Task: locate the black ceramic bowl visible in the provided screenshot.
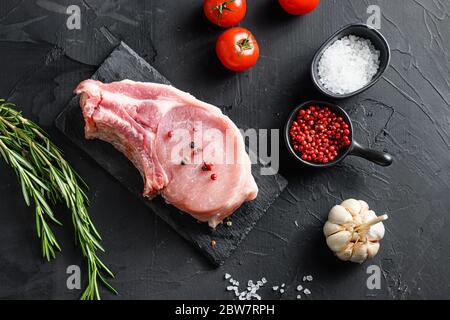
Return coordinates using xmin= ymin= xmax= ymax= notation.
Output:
xmin=285 ymin=101 xmax=393 ymax=168
xmin=311 ymin=23 xmax=391 ymax=99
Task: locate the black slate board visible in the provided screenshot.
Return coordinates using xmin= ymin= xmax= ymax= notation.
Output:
xmin=55 ymin=42 xmax=288 ymax=266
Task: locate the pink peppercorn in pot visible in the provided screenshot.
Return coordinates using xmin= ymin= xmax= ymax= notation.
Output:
xmin=289 ymin=105 xmax=351 ymax=164
xmin=284 ymin=101 xmax=393 ymax=168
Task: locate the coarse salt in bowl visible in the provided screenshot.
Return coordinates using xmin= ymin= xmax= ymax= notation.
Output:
xmin=317 ymin=35 xmax=380 ymax=95
xmin=311 ymin=23 xmax=391 ymax=99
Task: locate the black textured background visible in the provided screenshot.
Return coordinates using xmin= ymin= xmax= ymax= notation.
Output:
xmin=0 ymin=0 xmax=449 ymax=300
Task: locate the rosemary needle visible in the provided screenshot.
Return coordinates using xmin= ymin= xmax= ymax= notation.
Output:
xmin=0 ymin=100 xmax=116 ymax=300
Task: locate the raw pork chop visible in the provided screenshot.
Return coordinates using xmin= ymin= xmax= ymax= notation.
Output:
xmin=75 ymin=79 xmax=258 ymax=227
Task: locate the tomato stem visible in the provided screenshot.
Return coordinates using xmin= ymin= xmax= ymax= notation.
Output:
xmin=235 ymin=36 xmax=253 ymax=56
xmin=212 ymin=0 xmax=235 ymax=26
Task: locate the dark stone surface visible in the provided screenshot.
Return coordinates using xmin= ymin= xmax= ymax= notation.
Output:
xmin=55 ymin=42 xmax=288 ymax=266
xmin=0 ymin=0 xmax=450 ymax=299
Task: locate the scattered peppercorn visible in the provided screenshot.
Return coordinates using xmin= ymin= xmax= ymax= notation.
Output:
xmin=211 ymin=173 xmax=217 ymax=180
xmin=190 ymin=141 xmax=195 ymax=149
xmin=202 ymin=162 xmax=213 ymax=171
xmin=289 ymin=105 xmax=351 ymax=164
xmin=181 ymin=160 xmax=186 ymax=165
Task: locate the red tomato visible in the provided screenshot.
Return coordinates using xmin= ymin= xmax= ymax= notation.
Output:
xmin=278 ymin=0 xmax=320 ymax=15
xmin=203 ymin=0 xmax=246 ymax=27
xmin=216 ymin=27 xmax=259 ymax=72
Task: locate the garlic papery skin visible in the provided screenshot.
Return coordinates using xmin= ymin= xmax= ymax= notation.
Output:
xmin=323 ymin=199 xmax=388 ymax=263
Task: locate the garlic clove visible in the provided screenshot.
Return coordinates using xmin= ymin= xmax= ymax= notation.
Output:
xmin=350 ymin=231 xmax=361 ymax=242
xmin=328 ymin=205 xmax=353 ymax=224
xmin=363 ymin=210 xmax=386 ymax=240
xmin=323 ymin=221 xmax=344 ymax=237
xmin=340 ymin=199 xmax=362 ymax=216
xmin=360 ymin=209 xmax=374 ymax=221
xmin=326 ymin=230 xmax=352 ymax=252
xmin=353 ymin=213 xmax=363 ymax=225
xmin=367 ymin=241 xmax=380 ymax=258
xmin=350 ymin=242 xmax=368 ymax=263
xmin=359 ymin=200 xmax=369 ymax=213
xmin=336 ymin=243 xmax=354 ymax=261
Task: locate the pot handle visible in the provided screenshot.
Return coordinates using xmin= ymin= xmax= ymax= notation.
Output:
xmin=349 ymin=141 xmax=393 ymax=167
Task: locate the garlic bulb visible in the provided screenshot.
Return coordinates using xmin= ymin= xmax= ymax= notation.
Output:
xmin=323 ymin=199 xmax=388 ymax=263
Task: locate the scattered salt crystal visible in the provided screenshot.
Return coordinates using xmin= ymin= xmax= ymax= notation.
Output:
xmin=224 ymin=275 xmax=268 ymax=300
xmin=247 ymin=293 xmax=256 ymax=300
xmin=294 ymin=220 xmax=299 ymax=227
xmin=224 ymin=273 xmax=312 ymax=300
xmin=317 ymin=34 xmax=380 ymax=95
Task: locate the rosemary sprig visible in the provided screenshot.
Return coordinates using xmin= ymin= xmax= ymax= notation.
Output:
xmin=0 ymin=100 xmax=116 ymax=300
